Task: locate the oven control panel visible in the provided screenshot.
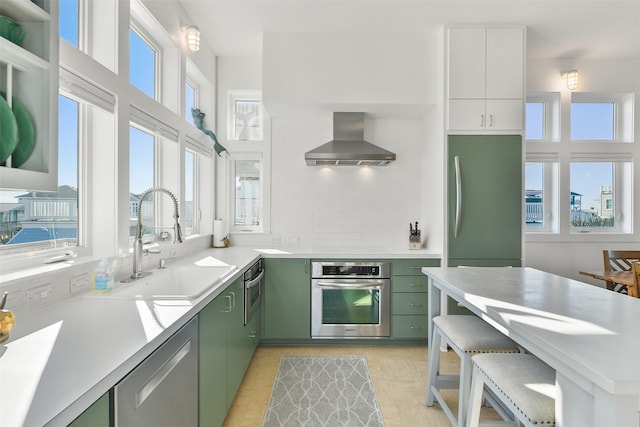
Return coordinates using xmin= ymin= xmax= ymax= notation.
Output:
xmin=311 ymin=262 xmax=391 ymax=279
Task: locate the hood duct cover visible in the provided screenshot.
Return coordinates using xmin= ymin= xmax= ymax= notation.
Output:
xmin=305 ymin=112 xmax=396 ymax=166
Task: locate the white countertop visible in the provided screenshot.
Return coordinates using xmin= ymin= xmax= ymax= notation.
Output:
xmin=0 ymin=247 xmax=259 ymax=427
xmin=422 ymin=267 xmax=640 ymax=395
xmin=1 ymin=246 xmax=440 ymax=427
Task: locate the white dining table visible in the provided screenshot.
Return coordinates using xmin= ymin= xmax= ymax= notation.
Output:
xmin=422 ymin=266 xmax=640 ymax=427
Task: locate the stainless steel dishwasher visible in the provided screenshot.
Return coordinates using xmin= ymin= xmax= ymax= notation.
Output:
xmin=115 ymin=316 xmax=198 ymax=427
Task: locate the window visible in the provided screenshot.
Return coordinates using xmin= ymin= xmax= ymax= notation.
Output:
xmin=129 ymin=126 xmax=155 ymax=237
xmin=59 ymin=0 xmax=79 ymax=47
xmin=570 ymin=92 xmax=634 ymax=142
xmin=184 ymin=150 xmax=196 ymax=231
xmin=524 ymin=158 xmax=559 ymax=233
xmin=185 ymin=81 xmax=197 ymax=125
xmin=569 ymin=159 xmax=631 ymax=233
xmin=228 ymin=92 xmax=263 ymax=141
xmin=571 ymin=103 xmax=614 ymax=140
xmin=525 ymin=102 xmax=544 ymax=140
xmin=129 ymin=27 xmax=157 ymax=99
xmin=525 ymin=91 xmax=633 ymax=235
xmin=231 ymin=156 xmax=263 ymax=231
xmin=226 ymin=91 xmax=270 ymax=234
xmin=526 ymin=93 xmax=560 ymax=142
xmin=525 ymin=163 xmax=544 ymax=227
xmin=0 ymin=96 xmax=79 ymax=248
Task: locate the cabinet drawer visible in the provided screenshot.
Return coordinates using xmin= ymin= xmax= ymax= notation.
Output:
xmin=392 ymin=292 xmax=428 ymax=315
xmin=392 ymin=315 xmax=428 ymax=339
xmin=393 ymin=275 xmax=428 ymax=293
xmin=392 ymin=259 xmax=440 ymax=276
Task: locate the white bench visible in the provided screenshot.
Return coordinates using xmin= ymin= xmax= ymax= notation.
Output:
xmin=467 ymin=353 xmax=556 ymax=427
xmin=426 ymin=315 xmax=520 ymax=427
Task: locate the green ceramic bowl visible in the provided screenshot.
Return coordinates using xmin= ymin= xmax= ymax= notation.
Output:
xmin=1 ymin=92 xmax=35 ymax=168
xmin=0 ymin=15 xmax=26 ymax=45
xmin=0 ymin=95 xmax=18 ymax=165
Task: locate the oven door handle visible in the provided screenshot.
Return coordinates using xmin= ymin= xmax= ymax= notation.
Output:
xmin=316 ymin=281 xmax=384 ymax=290
xmin=245 ymin=270 xmax=265 ymax=289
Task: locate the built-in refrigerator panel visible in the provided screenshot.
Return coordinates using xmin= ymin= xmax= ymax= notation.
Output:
xmin=447 ymin=135 xmax=523 ymax=267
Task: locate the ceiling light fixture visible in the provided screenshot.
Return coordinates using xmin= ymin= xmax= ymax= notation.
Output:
xmin=185 ymin=25 xmax=200 ymax=52
xmin=564 ymin=69 xmax=579 ymax=90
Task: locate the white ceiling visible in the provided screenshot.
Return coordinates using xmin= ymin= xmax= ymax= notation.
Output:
xmin=175 ymin=0 xmax=640 ymax=59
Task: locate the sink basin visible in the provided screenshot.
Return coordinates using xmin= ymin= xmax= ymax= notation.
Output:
xmin=105 ymin=265 xmax=237 ymax=300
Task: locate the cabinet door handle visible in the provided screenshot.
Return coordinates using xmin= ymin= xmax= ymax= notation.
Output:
xmin=229 ymin=291 xmax=236 ymax=309
xmin=410 ymin=283 xmax=425 ymax=287
xmin=410 ymin=303 xmax=424 ymax=307
xmin=480 ymin=114 xmax=485 ymax=127
xmin=454 ymin=155 xmax=462 ymax=238
xmin=488 ymin=114 xmax=494 ymax=127
xmin=409 ymin=266 xmax=422 ymax=270
xmin=410 ymin=325 xmax=424 ymax=330
xmin=223 ymin=295 xmax=232 ymax=312
xmin=249 ymin=331 xmax=257 ymax=338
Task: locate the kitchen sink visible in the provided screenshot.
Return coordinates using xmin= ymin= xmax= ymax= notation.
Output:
xmin=93 ymin=265 xmax=237 ymax=300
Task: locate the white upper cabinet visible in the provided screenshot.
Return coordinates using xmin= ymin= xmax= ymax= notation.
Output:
xmin=0 ymin=0 xmax=58 ymax=191
xmin=447 ymin=26 xmax=525 ymax=132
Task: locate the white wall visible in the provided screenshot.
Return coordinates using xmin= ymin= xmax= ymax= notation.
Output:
xmin=524 ymin=58 xmax=640 ymax=284
xmin=225 ymin=31 xmax=444 ymax=251
xmin=219 ymin=31 xmax=638 ymax=271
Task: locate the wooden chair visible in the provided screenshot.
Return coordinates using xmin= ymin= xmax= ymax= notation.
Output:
xmin=602 ymin=250 xmax=640 ymax=293
xmin=631 ymin=262 xmax=640 ymax=299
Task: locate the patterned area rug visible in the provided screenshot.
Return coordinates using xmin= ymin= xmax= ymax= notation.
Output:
xmin=262 ymin=355 xmax=385 ymax=427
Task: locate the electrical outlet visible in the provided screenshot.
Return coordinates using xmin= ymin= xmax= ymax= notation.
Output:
xmin=27 ymin=283 xmax=53 ymax=309
xmin=70 ymin=273 xmax=90 ymax=295
xmin=2 ymin=289 xmax=26 ymax=312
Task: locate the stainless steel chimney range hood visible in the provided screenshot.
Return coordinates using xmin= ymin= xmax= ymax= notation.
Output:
xmin=305 ymin=112 xmax=396 ymax=166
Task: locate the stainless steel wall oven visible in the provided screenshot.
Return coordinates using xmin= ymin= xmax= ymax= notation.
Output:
xmin=311 ymin=261 xmax=390 ymax=339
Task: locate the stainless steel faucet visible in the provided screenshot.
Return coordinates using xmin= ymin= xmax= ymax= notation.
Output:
xmin=123 ymin=187 xmax=183 ymax=282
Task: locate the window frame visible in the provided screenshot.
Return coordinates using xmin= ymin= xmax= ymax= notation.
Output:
xmin=570 ymin=92 xmax=634 ymax=143
xmin=129 ymin=23 xmax=161 ymax=101
xmin=525 ymin=91 xmax=635 ymax=240
xmin=526 ymin=92 xmax=560 ymax=142
xmin=569 ymin=156 xmax=632 ymax=234
xmin=184 ymin=149 xmax=199 ymax=235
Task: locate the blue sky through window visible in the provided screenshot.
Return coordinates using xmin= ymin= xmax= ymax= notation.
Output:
xmin=59 ymin=0 xmax=78 ymax=47
xmin=129 ymin=29 xmax=156 ymax=99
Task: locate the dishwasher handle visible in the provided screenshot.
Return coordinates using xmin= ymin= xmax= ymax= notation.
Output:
xmin=136 ymin=338 xmax=192 ymax=408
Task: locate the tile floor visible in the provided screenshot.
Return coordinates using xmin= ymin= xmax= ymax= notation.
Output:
xmin=223 ymin=345 xmax=502 ymax=427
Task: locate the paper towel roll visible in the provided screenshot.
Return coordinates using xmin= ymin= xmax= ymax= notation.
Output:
xmin=213 ymin=219 xmax=226 ymax=247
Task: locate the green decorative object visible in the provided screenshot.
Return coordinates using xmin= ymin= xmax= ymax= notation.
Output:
xmin=1 ymin=92 xmax=36 ymax=168
xmin=0 ymin=95 xmax=18 ymax=164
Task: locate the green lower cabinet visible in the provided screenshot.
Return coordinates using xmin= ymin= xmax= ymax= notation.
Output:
xmin=391 ymin=259 xmax=440 ymax=340
xmin=263 ymin=258 xmax=310 ymax=340
xmin=199 ymin=288 xmax=230 ymax=427
xmin=392 ymin=315 xmax=428 ymax=339
xmin=68 ymin=392 xmax=110 ymax=427
xmin=392 ymin=292 xmax=428 ymax=315
xmin=200 ymin=277 xmax=258 ymax=427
